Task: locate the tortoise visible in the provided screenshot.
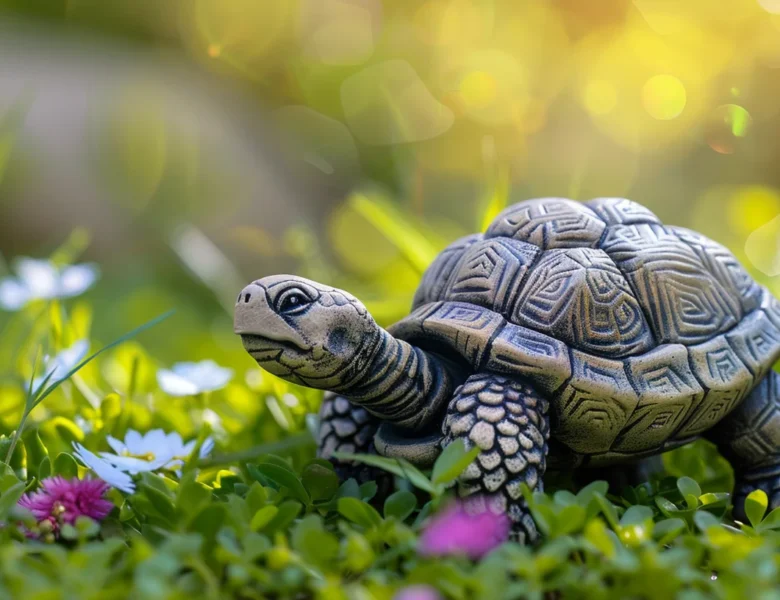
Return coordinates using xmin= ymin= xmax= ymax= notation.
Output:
xmin=234 ymin=197 xmax=780 ymax=541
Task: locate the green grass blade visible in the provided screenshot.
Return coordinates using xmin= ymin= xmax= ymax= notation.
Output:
xmin=349 ymin=193 xmax=437 ymax=274
xmin=31 ymin=310 xmax=175 ymax=410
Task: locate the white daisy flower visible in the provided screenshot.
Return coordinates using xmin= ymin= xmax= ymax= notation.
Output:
xmin=100 ymin=429 xmax=176 ymax=474
xmin=0 ymin=258 xmax=99 ymax=311
xmin=156 ymin=360 xmax=233 ymax=396
xmin=33 ymin=340 xmax=90 ymax=393
xmin=99 ymin=429 xmax=215 ymax=475
xmin=72 ymin=443 xmax=136 ymax=494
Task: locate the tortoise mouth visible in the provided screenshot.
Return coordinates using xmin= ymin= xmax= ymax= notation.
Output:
xmin=241 ymin=333 xmax=310 ymax=354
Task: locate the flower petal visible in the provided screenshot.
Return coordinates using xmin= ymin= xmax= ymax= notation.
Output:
xmin=15 ymin=258 xmax=59 ymax=299
xmin=199 ymin=437 xmax=215 ymax=459
xmin=59 ymin=264 xmax=99 ymax=297
xmin=0 ymin=278 xmax=30 ymax=311
xmin=73 ymin=443 xmax=135 ymax=494
xmin=157 ymin=369 xmax=200 ymax=396
xmin=106 ymin=435 xmax=126 ymax=455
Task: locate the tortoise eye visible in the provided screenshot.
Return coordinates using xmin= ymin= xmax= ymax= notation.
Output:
xmin=277 ymin=289 xmax=313 ymax=314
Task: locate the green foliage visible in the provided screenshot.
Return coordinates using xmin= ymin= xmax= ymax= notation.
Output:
xmin=0 ymin=242 xmax=779 ymax=598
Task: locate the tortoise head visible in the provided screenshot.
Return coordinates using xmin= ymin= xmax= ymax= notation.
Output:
xmin=234 ymin=275 xmax=380 ymax=386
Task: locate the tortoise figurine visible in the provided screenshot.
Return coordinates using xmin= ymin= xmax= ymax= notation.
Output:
xmin=235 ymin=197 xmax=780 ymax=541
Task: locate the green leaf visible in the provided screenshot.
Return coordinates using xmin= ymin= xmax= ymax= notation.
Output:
xmin=584 ymin=519 xmax=615 ymax=558
xmin=291 ymin=515 xmax=339 ymax=566
xmin=140 ymin=484 xmax=177 ymax=523
xmin=359 ymin=480 xmax=378 ymax=501
xmin=758 ymin=506 xmax=780 ymax=531
xmin=0 ymin=435 xmax=24 ymax=472
xmin=619 ymin=505 xmax=653 ymax=526
xmin=576 ymin=480 xmax=609 ymax=504
xmin=0 ymin=480 xmax=26 ymax=521
xmin=653 ymin=518 xmax=686 ymax=545
xmin=384 ymin=490 xmax=417 ymax=521
xmin=250 ymin=505 xmax=279 ymax=532
xmin=22 ymin=429 xmax=47 ymax=480
xmin=301 ymin=462 xmax=340 ymax=503
xmin=333 ymin=452 xmax=435 ymax=494
xmin=338 ymin=497 xmax=383 ymax=529
xmin=38 ymin=456 xmax=51 ymax=480
xmin=593 ymin=493 xmax=619 ymax=529
xmin=693 ymin=510 xmax=720 ymax=532
xmin=744 ymin=489 xmax=768 ymax=528
xmin=53 ymin=452 xmax=79 ymax=478
xmin=251 ymin=463 xmax=310 ymax=505
xmin=553 ymin=504 xmax=587 ymax=536
xmin=655 ymin=496 xmax=680 ymax=518
xmin=245 ymin=482 xmax=268 ymax=514
xmin=176 ymin=472 xmax=212 ymax=522
xmin=264 ymin=500 xmax=302 ymax=536
xmin=336 ymin=478 xmax=361 ymax=499
xmin=190 ymin=504 xmax=227 ymax=541
xmin=431 ymin=439 xmax=480 ymax=487
xmin=676 ymin=477 xmax=701 ymax=503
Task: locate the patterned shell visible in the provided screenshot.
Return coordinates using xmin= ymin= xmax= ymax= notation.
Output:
xmin=396 ymin=198 xmax=780 ymax=459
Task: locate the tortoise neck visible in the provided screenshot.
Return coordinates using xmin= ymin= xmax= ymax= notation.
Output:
xmin=334 ymin=328 xmax=456 ymax=431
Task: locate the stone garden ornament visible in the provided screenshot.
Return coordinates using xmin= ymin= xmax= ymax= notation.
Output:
xmin=235 ymin=198 xmax=780 ymax=541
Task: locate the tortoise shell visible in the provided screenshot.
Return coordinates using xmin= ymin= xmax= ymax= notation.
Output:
xmin=392 ymin=198 xmax=780 ymax=460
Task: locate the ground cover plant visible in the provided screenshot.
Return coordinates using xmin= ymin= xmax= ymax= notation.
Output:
xmin=1 ymin=212 xmax=780 ymax=600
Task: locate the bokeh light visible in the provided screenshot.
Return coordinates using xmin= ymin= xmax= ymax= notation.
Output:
xmin=706 ymin=104 xmax=753 ymax=154
xmin=642 ymin=75 xmax=687 ymax=120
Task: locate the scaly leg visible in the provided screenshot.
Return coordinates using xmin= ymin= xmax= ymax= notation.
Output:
xmin=317 ymin=393 xmax=390 ymax=492
xmin=442 ymin=373 xmax=550 ymax=543
xmin=706 ymin=371 xmax=780 ymax=522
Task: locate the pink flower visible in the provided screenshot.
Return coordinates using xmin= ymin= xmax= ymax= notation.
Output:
xmin=393 ymin=585 xmax=442 ymax=600
xmin=418 ymin=500 xmax=510 ymax=559
xmin=18 ymin=476 xmax=114 ymax=537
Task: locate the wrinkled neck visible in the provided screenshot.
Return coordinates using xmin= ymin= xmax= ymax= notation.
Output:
xmin=333 ymin=329 xmax=457 ymax=431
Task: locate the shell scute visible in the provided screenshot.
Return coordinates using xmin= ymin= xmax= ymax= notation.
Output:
xmin=512 ymin=247 xmax=654 ymax=357
xmin=485 ymin=198 xmax=606 ymax=249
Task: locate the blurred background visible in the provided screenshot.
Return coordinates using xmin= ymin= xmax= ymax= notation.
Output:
xmin=1 ymin=0 xmax=780 ymax=445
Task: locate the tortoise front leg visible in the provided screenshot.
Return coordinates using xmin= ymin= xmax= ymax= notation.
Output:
xmin=317 ymin=392 xmax=379 ymax=476
xmin=706 ymin=371 xmax=780 ymax=521
xmin=317 ymin=393 xmax=393 ymax=495
xmin=442 ymin=373 xmax=550 ymax=543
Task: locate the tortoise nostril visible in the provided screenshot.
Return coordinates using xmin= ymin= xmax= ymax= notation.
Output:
xmin=244 ymin=293 xmax=252 ymax=303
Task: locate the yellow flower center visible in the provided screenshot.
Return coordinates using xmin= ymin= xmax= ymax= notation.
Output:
xmin=122 ymin=449 xmax=156 ymax=462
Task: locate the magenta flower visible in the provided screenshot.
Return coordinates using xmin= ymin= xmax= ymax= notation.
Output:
xmin=393 ymin=585 xmax=442 ymax=600
xmin=418 ymin=500 xmax=510 ymax=559
xmin=18 ymin=476 xmax=114 ymax=538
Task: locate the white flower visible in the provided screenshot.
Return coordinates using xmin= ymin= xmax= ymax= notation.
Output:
xmin=100 ymin=429 xmax=176 ymax=474
xmin=99 ymin=429 xmax=215 ymax=475
xmin=0 ymin=258 xmax=99 ymax=311
xmin=33 ymin=340 xmax=90 ymax=393
xmin=156 ymin=360 xmax=233 ymax=396
xmin=72 ymin=442 xmax=136 ymax=494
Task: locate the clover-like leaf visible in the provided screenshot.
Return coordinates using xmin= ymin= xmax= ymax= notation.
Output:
xmin=744 ymin=489 xmax=768 ymax=528
xmin=338 ymin=497 xmax=383 ymax=529
xmin=384 ymin=490 xmax=417 ymax=522
xmin=676 ymin=477 xmax=701 ymax=509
